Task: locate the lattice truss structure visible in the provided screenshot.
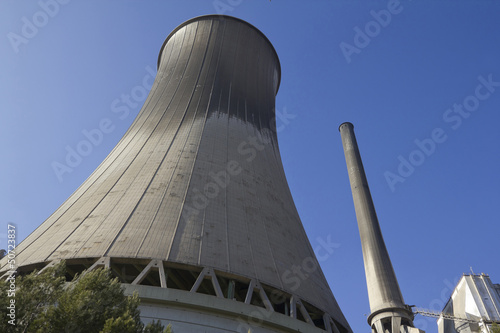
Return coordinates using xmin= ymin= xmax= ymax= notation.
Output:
xmin=6 ymin=258 xmax=347 ymax=333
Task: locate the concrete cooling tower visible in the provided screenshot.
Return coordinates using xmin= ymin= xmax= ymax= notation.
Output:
xmin=1 ymin=15 xmax=352 ymax=333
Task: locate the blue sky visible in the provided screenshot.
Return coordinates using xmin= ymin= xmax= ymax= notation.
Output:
xmin=1 ymin=1 xmax=499 ymax=332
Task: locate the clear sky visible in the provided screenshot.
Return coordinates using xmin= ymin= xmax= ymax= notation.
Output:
xmin=1 ymin=1 xmax=499 ymax=332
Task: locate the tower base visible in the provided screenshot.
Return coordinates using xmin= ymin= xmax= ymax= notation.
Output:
xmin=124 ymin=284 xmax=331 ymax=333
xmin=369 ymin=308 xmax=424 ymax=333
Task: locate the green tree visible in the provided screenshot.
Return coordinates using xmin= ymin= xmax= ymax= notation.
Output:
xmin=0 ymin=261 xmax=172 ymax=333
xmin=0 ymin=262 xmax=66 ymax=332
xmin=143 ymin=321 xmax=173 ymax=333
xmin=490 ymin=323 xmax=500 ymax=333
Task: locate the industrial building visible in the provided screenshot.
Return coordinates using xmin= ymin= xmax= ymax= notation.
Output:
xmin=438 ymin=274 xmax=500 ymax=333
xmin=0 ymin=15 xmax=351 ymax=333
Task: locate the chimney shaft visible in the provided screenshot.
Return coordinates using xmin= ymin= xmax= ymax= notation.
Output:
xmin=339 ymin=122 xmax=415 ymax=333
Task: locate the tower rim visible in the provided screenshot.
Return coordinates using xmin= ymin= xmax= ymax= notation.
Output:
xmin=157 ymin=14 xmax=281 ymax=93
xmin=338 ymin=122 xmax=354 ymax=132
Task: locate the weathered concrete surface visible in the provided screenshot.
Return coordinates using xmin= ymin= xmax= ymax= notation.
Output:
xmin=339 ymin=122 xmax=414 ymax=332
xmin=0 ymin=15 xmax=351 ymax=332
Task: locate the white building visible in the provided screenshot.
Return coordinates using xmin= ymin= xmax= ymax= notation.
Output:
xmin=438 ymin=274 xmax=500 ymax=333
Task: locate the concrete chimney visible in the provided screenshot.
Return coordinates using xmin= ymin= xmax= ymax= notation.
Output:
xmin=339 ymin=122 xmax=420 ymax=333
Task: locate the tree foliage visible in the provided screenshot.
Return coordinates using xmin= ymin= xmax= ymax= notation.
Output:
xmin=491 ymin=323 xmax=500 ymax=333
xmin=0 ymin=261 xmax=172 ymax=333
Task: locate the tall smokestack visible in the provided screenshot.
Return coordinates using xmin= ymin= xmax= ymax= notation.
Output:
xmin=339 ymin=122 xmax=418 ymax=333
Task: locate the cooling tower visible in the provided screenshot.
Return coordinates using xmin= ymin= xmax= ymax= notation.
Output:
xmin=1 ymin=15 xmax=351 ymax=333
